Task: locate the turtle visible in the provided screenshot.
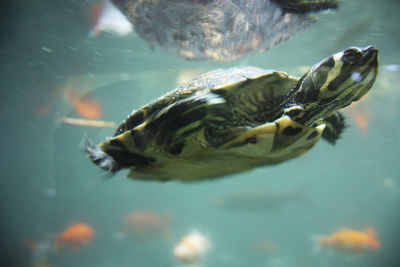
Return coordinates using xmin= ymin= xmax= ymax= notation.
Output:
xmin=111 ymin=0 xmax=338 ymax=61
xmin=84 ymin=46 xmax=379 ymax=182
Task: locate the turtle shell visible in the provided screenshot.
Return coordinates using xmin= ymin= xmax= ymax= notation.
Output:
xmin=111 ymin=0 xmax=338 ymax=61
xmin=85 ymin=46 xmax=379 ymax=182
xmin=85 ymin=67 xmax=325 ymax=181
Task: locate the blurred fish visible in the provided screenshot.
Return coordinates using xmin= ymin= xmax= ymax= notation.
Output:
xmin=382 ymin=177 xmax=395 ymax=189
xmin=44 ymin=187 xmax=57 ymax=198
xmin=68 ymin=91 xmax=103 ymax=119
xmin=89 ymin=0 xmax=133 ymax=37
xmin=21 ymin=239 xmax=53 ymax=265
xmin=319 ymin=227 xmax=380 ymax=253
xmin=212 ymin=188 xmax=306 ymax=212
xmin=33 ymin=261 xmax=54 ymax=267
xmin=34 ymin=103 xmax=52 ymax=117
xmin=352 ymin=111 xmax=369 ymax=135
xmin=173 ymin=231 xmax=210 ymax=265
xmin=61 ymin=117 xmax=116 ymax=128
xmin=121 ymin=211 xmax=170 ymax=240
xmin=381 ymin=177 xmax=399 ymax=194
xmin=252 ymin=241 xmax=277 ymax=253
xmin=55 ymin=223 xmax=95 ymax=251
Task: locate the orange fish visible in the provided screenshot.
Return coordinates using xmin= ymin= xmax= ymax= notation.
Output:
xmin=252 ymin=241 xmax=277 ymax=253
xmin=123 ymin=211 xmax=170 ymax=240
xmin=68 ymin=91 xmax=103 ymax=119
xmin=353 ymin=111 xmax=369 ymax=134
xmin=319 ymin=227 xmax=380 ymax=253
xmin=55 ymin=223 xmax=95 ymax=250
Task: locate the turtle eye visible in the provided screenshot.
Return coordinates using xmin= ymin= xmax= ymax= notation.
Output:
xmin=342 ymin=48 xmax=362 ymax=64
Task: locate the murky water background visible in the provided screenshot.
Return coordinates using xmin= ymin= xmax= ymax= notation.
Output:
xmin=1 ymin=0 xmax=400 ymax=266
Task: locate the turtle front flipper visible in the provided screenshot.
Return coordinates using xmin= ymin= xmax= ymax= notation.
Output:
xmin=220 ymin=117 xmax=325 ymax=164
xmin=320 ymin=112 xmax=346 ymax=145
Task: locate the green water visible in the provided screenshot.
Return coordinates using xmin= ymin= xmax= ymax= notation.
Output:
xmin=1 ymin=0 xmax=400 ymax=266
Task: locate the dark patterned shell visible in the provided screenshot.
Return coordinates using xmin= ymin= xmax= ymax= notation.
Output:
xmin=113 ymin=67 xmax=298 ymax=140
xmin=85 ymin=66 xmax=317 ymax=181
xmin=111 ymin=0 xmax=338 ymax=61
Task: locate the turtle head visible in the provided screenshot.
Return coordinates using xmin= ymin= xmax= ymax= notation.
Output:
xmin=285 ymin=46 xmax=378 ymax=125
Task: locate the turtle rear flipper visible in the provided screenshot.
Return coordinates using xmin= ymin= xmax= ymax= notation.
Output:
xmin=321 ymin=112 xmax=346 ymax=145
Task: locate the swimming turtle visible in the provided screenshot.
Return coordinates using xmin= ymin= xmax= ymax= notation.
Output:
xmin=84 ymin=46 xmax=378 ymax=182
xmin=111 ymin=0 xmax=338 ymax=61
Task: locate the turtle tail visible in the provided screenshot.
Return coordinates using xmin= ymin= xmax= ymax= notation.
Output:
xmin=81 ymin=133 xmax=121 ymax=173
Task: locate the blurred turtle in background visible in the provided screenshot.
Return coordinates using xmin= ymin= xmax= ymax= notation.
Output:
xmin=111 ymin=0 xmax=338 ymax=61
xmin=84 ymin=46 xmax=378 ymax=182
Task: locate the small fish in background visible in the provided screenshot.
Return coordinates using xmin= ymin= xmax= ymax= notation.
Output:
xmin=34 ymin=103 xmax=52 ymax=117
xmin=21 ymin=239 xmax=54 ymax=266
xmin=212 ymin=188 xmax=306 ymax=212
xmin=252 ymin=241 xmax=278 ymax=253
xmin=381 ymin=177 xmax=399 ymax=194
xmin=342 ymin=95 xmax=370 ymax=135
xmin=352 ymin=110 xmax=369 ymax=135
xmin=55 ymin=223 xmax=95 ymax=251
xmin=88 ymin=0 xmax=133 ymax=37
xmin=173 ymin=231 xmax=211 ymax=265
xmin=32 ymin=261 xmax=54 ymax=267
xmin=68 ymin=91 xmax=103 ymax=119
xmin=318 ymin=226 xmax=380 ymax=253
xmin=120 ymin=211 xmax=170 ymax=240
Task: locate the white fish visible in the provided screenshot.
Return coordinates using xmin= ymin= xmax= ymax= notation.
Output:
xmin=173 ymin=231 xmax=211 ymax=265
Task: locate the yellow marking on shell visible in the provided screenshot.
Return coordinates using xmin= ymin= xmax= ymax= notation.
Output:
xmin=212 ymin=79 xmax=246 ymax=92
xmin=221 ymin=122 xmax=277 ymax=156
xmin=134 ymin=122 xmax=147 ymax=132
